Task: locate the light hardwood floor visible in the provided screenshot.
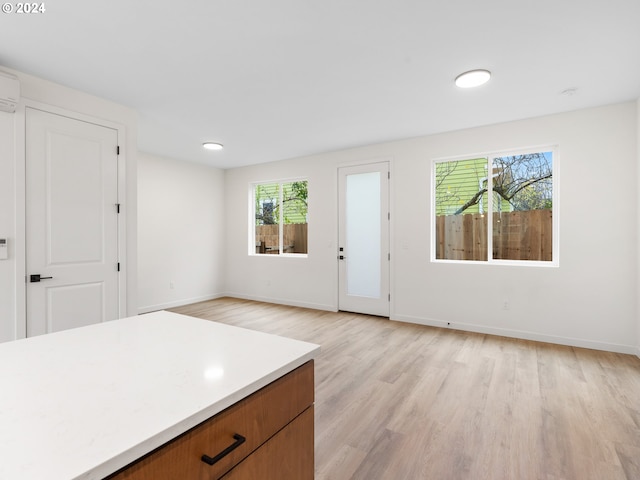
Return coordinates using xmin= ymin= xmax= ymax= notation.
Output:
xmin=171 ymin=298 xmax=640 ymax=480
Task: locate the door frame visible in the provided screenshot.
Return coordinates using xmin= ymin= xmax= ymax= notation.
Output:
xmin=336 ymin=157 xmax=394 ymax=317
xmin=14 ymin=99 xmax=128 ymax=339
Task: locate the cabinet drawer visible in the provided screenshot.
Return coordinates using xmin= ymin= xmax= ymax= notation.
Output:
xmin=221 ymin=406 xmax=314 ymax=480
xmin=108 ymin=361 xmax=314 ymax=480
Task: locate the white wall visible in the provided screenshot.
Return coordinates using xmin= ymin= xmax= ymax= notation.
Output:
xmin=0 ymin=66 xmax=138 ymax=343
xmin=637 ymin=97 xmax=640 ymax=358
xmin=225 ymin=102 xmax=638 ymax=354
xmin=0 ymin=111 xmax=16 ymax=342
xmin=225 ymin=158 xmax=339 ymax=311
xmin=2 ymin=65 xmax=636 ymax=356
xmin=137 ymin=152 xmax=226 ymax=313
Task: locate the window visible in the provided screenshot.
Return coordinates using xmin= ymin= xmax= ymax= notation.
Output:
xmin=433 ymin=149 xmax=556 ymax=264
xmin=252 ymin=180 xmax=308 ymax=255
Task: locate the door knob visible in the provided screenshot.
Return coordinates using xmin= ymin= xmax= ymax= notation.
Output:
xmin=30 ymin=274 xmax=53 ymax=283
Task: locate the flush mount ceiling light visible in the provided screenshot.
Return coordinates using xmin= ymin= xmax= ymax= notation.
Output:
xmin=202 ymin=142 xmax=224 ymax=151
xmin=455 ymin=69 xmax=491 ymax=88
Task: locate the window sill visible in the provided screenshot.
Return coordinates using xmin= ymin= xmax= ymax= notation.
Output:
xmin=250 ymin=253 xmax=309 ymax=259
xmin=431 ymin=258 xmax=558 ymax=268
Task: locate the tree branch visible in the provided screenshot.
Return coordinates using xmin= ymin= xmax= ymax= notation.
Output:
xmin=503 ymin=172 xmax=552 ymax=200
xmin=282 ymin=195 xmax=308 ymax=206
xmin=454 ymin=188 xmax=487 ymax=215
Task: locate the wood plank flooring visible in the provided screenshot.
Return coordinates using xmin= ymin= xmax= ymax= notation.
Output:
xmin=170 ymin=297 xmax=640 ymax=480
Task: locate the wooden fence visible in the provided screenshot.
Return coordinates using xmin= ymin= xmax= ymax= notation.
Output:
xmin=255 ymin=224 xmax=308 ymax=254
xmin=436 ymin=210 xmax=552 ymax=261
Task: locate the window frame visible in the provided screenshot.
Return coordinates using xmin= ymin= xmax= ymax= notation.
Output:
xmin=249 ymin=177 xmax=309 ymax=258
xmin=431 ymin=146 xmax=559 ymax=267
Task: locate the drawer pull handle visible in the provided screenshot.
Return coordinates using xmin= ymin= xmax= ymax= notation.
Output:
xmin=201 ymin=433 xmax=246 ymax=466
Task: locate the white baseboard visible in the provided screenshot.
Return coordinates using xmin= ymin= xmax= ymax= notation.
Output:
xmin=392 ymin=314 xmax=639 ymax=356
xmin=137 ymin=293 xmax=226 ymax=315
xmin=138 ymin=296 xmax=638 ymax=357
xmin=225 ymin=292 xmax=336 ymax=313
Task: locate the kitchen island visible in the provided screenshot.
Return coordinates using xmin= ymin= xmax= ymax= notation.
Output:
xmin=0 ymin=310 xmax=320 ymax=480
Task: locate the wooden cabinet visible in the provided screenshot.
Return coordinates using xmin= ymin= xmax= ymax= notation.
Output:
xmin=106 ymin=361 xmax=314 ymax=480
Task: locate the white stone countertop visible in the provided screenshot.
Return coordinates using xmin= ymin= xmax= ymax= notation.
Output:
xmin=0 ymin=311 xmax=320 ymax=480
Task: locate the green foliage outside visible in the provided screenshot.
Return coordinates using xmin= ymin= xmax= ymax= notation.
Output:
xmin=435 ymin=158 xmax=511 ymax=215
xmin=255 ymin=181 xmax=308 ymax=225
xmin=435 ymin=153 xmax=552 ymax=215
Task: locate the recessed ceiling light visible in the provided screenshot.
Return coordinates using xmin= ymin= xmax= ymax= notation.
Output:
xmin=202 ymin=142 xmax=223 ymax=151
xmin=455 ymin=69 xmax=491 ymax=88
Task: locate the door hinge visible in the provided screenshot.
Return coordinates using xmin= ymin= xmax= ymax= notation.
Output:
xmin=117 ymin=262 xmax=120 ymax=272
xmin=388 ymin=212 xmax=390 ymax=220
xmin=388 ymin=253 xmax=390 ymax=261
xmin=116 ymin=203 xmax=120 ymax=213
xmin=388 ymin=293 xmax=391 ymax=301
xmin=116 ymin=145 xmax=120 ymax=155
xmin=388 ymin=171 xmax=390 ymax=179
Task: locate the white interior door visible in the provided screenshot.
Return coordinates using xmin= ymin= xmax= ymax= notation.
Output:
xmin=26 ymin=108 xmax=119 ymax=336
xmin=338 ymin=162 xmax=390 ymax=316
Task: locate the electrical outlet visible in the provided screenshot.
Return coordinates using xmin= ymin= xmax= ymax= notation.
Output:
xmin=502 ymin=300 xmax=510 ymax=310
xmin=170 ymin=281 xmax=175 ymax=290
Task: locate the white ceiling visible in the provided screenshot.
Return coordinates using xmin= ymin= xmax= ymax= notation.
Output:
xmin=1 ymin=0 xmax=639 ymax=169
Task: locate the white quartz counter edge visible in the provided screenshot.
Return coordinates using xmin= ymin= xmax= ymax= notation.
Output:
xmin=0 ymin=310 xmax=320 ymax=480
xmin=103 ymin=344 xmax=318 ymax=479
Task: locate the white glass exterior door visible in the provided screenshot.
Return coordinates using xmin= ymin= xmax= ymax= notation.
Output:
xmin=338 ymin=162 xmax=390 ymax=316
